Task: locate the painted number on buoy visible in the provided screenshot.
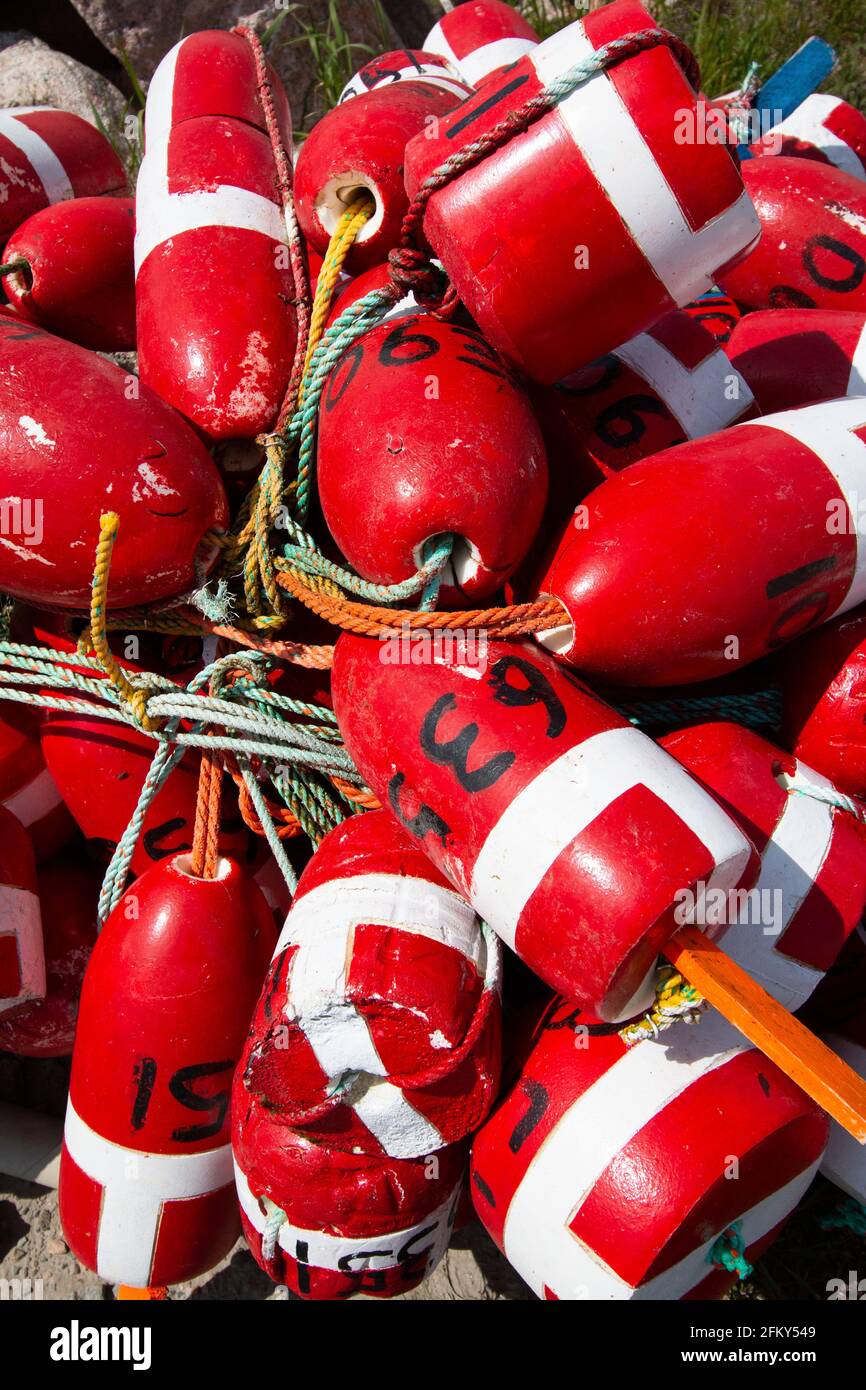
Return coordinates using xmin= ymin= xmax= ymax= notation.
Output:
xmin=129 ymin=1057 xmax=234 ymax=1141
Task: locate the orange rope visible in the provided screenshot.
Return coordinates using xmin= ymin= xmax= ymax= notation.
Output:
xmin=190 ymin=752 xmax=224 ymax=879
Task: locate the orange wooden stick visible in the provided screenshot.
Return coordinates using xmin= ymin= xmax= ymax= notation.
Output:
xmin=117 ymin=1285 xmax=168 ymax=1300
xmin=666 ymin=924 xmax=866 ymax=1144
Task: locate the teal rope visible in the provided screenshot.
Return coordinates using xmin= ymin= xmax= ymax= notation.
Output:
xmin=623 ymin=689 xmax=782 ymax=732
xmin=820 ymin=1197 xmax=866 ymax=1236
xmin=282 ymin=531 xmax=454 ymax=603
xmin=708 ymin=1222 xmax=753 ymax=1280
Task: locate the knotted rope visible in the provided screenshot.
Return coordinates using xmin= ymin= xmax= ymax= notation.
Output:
xmin=619 ymin=963 xmax=706 ymax=1045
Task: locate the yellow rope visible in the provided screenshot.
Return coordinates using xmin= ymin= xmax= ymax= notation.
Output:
xmin=619 ymin=963 xmax=705 ymax=1046
xmin=299 ymin=192 xmax=375 ymax=404
xmin=89 ymin=513 xmax=160 ymax=731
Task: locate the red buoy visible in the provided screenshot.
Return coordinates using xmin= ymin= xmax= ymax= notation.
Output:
xmin=471 ymin=999 xmax=828 ymax=1299
xmin=233 ymin=1081 xmax=467 ymax=1299
xmin=727 ymin=308 xmax=866 ymax=413
xmin=3 ymin=197 xmax=135 ymax=350
xmin=135 ymin=31 xmax=298 ymax=438
xmin=537 ymin=397 xmax=866 ymax=686
xmin=0 ymin=707 xmax=73 ymax=862
xmin=0 ymin=314 xmax=227 ymax=609
xmin=294 ymin=74 xmax=469 ymax=274
xmin=660 ymin=722 xmax=866 ymax=1011
xmin=0 ymin=852 xmax=100 ymax=1058
xmin=423 ymin=1 xmax=539 ymax=87
xmin=59 ymin=853 xmax=276 ymax=1287
xmin=0 ymin=807 xmax=43 ymax=1018
xmin=820 ymin=1005 xmax=866 ymax=1203
xmin=720 ymin=157 xmax=866 ymax=312
xmin=338 ymin=49 xmax=470 ymax=104
xmin=403 ymin=0 xmax=759 ymax=383
xmin=317 ymin=309 xmax=547 ymax=601
xmin=683 ymin=287 xmax=742 ymax=344
xmin=0 ymin=107 xmax=126 ymax=239
xmin=778 ymin=605 xmax=866 ymax=797
xmin=331 ymin=635 xmax=754 ymax=1021
xmin=750 ymin=94 xmax=866 ymax=180
xmin=240 ymin=809 xmax=500 ymax=1156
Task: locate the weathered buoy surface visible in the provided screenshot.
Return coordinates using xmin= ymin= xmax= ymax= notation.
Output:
xmin=0 ymin=314 xmax=228 ymax=608
xmin=2 ymin=197 xmax=136 ymax=351
xmin=136 ymin=30 xmax=298 ymax=438
xmin=720 ymin=157 xmax=866 ymax=311
xmin=538 ymin=397 xmax=866 ymax=686
xmin=660 ymin=722 xmax=866 ymax=1011
xmin=423 ymin=0 xmax=539 ymax=86
xmin=331 ymin=634 xmax=754 ymax=1021
xmin=338 ymin=49 xmax=470 ymax=103
xmin=240 ymin=809 xmax=500 ymax=1156
xmin=59 ymin=854 xmax=276 ymax=1286
xmin=727 ymin=308 xmax=866 ymax=413
xmin=317 ymin=310 xmax=547 ymax=600
xmin=0 ymin=107 xmax=126 ymax=239
xmin=0 ymin=807 xmax=43 ymax=1018
xmin=403 ymin=0 xmax=759 ymax=383
xmin=471 ymin=1000 xmax=828 ymax=1300
xmin=0 ymin=706 xmax=73 ymax=862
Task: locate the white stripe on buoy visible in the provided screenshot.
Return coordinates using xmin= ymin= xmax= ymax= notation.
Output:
xmin=615 ymin=332 xmax=753 ymax=436
xmin=820 ymin=1032 xmax=866 ymax=1201
xmin=63 ymin=1100 xmax=232 ymax=1287
xmin=0 ymin=110 xmax=74 ymax=204
xmin=459 ymin=37 xmax=537 ymax=86
xmin=3 ymin=765 xmax=62 ymax=827
xmin=0 ymin=885 xmax=44 ymax=1013
xmin=768 ymin=94 xmax=865 ymax=181
xmin=234 ymin=1159 xmax=459 ymax=1273
xmin=469 ymin=726 xmax=753 ymax=951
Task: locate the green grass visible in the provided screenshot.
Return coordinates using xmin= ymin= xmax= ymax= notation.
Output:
xmin=265 ymin=0 xmax=394 ymax=128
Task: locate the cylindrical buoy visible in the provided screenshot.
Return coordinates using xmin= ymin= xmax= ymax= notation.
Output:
xmin=471 ymin=1000 xmax=828 ymax=1300
xmin=2 ymin=197 xmax=135 ymax=351
xmin=0 ymin=707 xmax=73 ymax=863
xmin=331 ymin=634 xmax=754 ymax=1021
xmin=778 ymin=605 xmax=866 ymax=797
xmin=659 ymin=722 xmax=866 ymax=1011
xmin=0 ymin=807 xmax=44 ymax=1017
xmin=720 ymin=157 xmax=866 ymax=311
xmin=403 ymin=0 xmax=759 ymax=383
xmin=338 ymin=49 xmax=470 ymax=104
xmin=750 ymin=93 xmax=866 ymax=181
xmin=135 ymin=31 xmax=298 ymax=438
xmin=240 ymin=809 xmax=500 ymax=1157
xmin=727 ymin=308 xmax=866 ymax=413
xmin=0 ymin=107 xmax=126 ymax=239
xmin=59 ymin=853 xmax=277 ymax=1287
xmin=423 ymin=1 xmax=539 ymax=87
xmin=537 ymin=397 xmax=866 ymax=686
xmin=0 ymin=312 xmax=227 ymax=609
xmin=317 ymin=308 xmax=548 ymax=601
xmin=233 ymin=1081 xmax=467 ymax=1299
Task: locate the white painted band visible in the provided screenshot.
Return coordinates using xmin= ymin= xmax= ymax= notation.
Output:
xmin=820 ymin=1032 xmax=866 ymax=1202
xmin=718 ymin=760 xmax=834 ymax=1009
xmin=459 ymin=37 xmax=537 ymax=86
xmin=469 ymin=725 xmax=753 ymax=953
xmin=748 ymin=397 xmax=866 ymax=617
xmin=0 ymin=884 xmax=44 ymax=1013
xmin=234 ymin=1158 xmax=459 ymax=1274
xmin=134 ymin=175 xmax=287 ymax=274
xmin=339 ymin=66 xmax=468 ymax=103
xmin=530 ymin=27 xmax=760 ymax=304
xmin=0 ymin=109 xmax=74 ymax=204
xmin=615 ymin=331 xmax=753 ymax=436
xmin=63 ymin=1099 xmax=233 ymax=1287
xmin=769 ymin=94 xmax=865 ymax=181
xmin=3 ymin=764 xmax=63 ymax=827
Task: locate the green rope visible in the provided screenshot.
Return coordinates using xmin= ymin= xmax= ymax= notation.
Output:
xmin=623 ymin=689 xmax=782 ymax=733
xmin=820 ymin=1197 xmax=866 ymax=1237
xmin=708 ymin=1222 xmax=753 ymax=1280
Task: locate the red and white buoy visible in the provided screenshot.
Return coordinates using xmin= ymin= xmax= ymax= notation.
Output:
xmin=0 ymin=807 xmax=44 ymax=1018
xmin=726 ymin=308 xmax=866 ymax=413
xmin=750 ymin=93 xmax=866 ymax=181
xmin=423 ymin=1 xmax=539 ymax=87
xmin=778 ymin=604 xmax=866 ymax=798
xmin=0 ymin=107 xmax=126 ymax=239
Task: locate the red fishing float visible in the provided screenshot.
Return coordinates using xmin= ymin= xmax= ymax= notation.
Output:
xmin=727 ymin=308 xmax=866 ymax=413
xmin=683 ymin=287 xmax=742 ymax=344
xmin=0 ymin=313 xmax=227 ymax=608
xmin=0 ymin=807 xmax=44 ymax=1018
xmin=294 ymin=59 xmax=469 ymax=274
xmin=750 ymin=94 xmax=866 ymax=180
xmin=403 ymin=0 xmax=759 ymax=384
xmin=40 ymin=712 xmax=249 ymax=875
xmin=0 ymin=706 xmax=73 ymax=862
xmin=0 ymin=852 xmax=100 ymax=1057
xmin=820 ymin=1005 xmax=866 ymax=1204
xmin=59 ymin=853 xmax=276 ymax=1287
xmin=2 ymin=197 xmax=135 ymax=350
xmin=0 ymin=107 xmax=126 ymax=239
xmin=659 ymin=722 xmax=866 ymax=1011
xmin=233 ymin=1082 xmax=467 ymax=1299
xmin=720 ymin=157 xmax=866 ymax=312
xmin=240 ymin=809 xmax=500 ymax=1157
xmin=537 ymin=396 xmax=866 ymax=687
xmin=331 ymin=635 xmax=754 ymax=1021
xmin=317 ymin=307 xmax=547 ymax=601
xmin=533 ymin=310 xmax=755 ymax=495
xmin=338 ymin=49 xmax=470 ymax=103
xmin=423 ymin=1 xmax=539 ymax=87
xmin=135 ymin=30 xmax=298 ymax=438
xmin=777 ymin=605 xmax=866 ymax=797
xmin=470 ymin=1000 xmax=828 ymax=1300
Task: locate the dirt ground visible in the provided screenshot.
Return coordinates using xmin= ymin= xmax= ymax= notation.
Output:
xmin=2 ymin=1053 xmax=861 ymax=1302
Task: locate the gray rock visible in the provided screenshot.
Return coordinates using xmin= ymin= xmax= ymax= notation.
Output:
xmin=0 ymin=35 xmax=126 ymax=135
xmin=69 ymin=2 xmax=400 ymax=129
